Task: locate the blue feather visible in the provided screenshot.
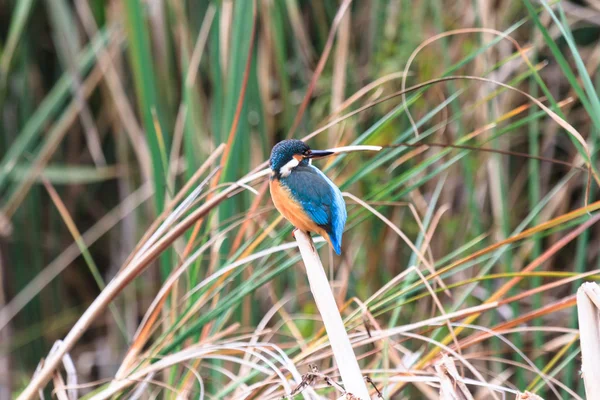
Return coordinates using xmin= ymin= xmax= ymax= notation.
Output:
xmin=280 ymin=164 xmax=347 ymax=254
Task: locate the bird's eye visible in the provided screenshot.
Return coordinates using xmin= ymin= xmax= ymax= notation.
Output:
xmin=303 ymin=150 xmax=310 ymax=155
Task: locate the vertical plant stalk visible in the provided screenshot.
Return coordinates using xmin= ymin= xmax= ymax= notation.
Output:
xmin=293 ymin=230 xmax=370 ymax=399
xmin=577 ymin=282 xmax=600 ymax=398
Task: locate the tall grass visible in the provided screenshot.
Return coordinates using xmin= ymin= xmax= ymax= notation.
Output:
xmin=1 ymin=0 xmax=600 ymax=398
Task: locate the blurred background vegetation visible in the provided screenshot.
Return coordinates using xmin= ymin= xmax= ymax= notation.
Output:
xmin=1 ymin=0 xmax=600 ymax=398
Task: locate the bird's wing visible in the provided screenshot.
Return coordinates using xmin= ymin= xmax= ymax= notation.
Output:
xmin=282 ymin=165 xmax=347 ymax=233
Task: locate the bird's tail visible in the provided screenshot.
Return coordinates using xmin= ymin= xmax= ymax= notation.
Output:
xmin=319 ymin=229 xmax=342 ymax=255
xmin=329 ymin=234 xmax=342 ymax=255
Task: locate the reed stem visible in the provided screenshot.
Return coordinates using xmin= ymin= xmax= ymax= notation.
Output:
xmin=294 ymin=230 xmax=370 ymax=399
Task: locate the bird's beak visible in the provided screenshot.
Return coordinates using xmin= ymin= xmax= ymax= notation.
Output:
xmin=306 ymin=149 xmax=334 ymax=159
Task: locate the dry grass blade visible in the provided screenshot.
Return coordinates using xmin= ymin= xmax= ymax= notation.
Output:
xmin=386 ymin=141 xmax=587 ymax=171
xmin=2 ymin=49 xmax=109 ymax=219
xmin=288 ymin=0 xmax=353 ymax=137
xmin=180 ymin=0 xmax=258 ymax=287
xmin=33 ymin=340 xmax=78 ymax=400
xmin=0 ymin=182 xmax=153 ymax=332
xmin=302 ymin=72 xmax=598 ymax=185
xmin=344 ymin=193 xmax=450 ymax=294
xmin=92 ymin=341 xmax=304 ymax=399
xmin=16 ymin=169 xmax=270 ymax=400
xmin=455 ymin=296 xmax=578 ymax=353
xmin=74 ymin=1 xmax=150 ymax=180
xmin=329 ymin=6 xmax=350 ymax=145
xmin=577 ymin=282 xmax=600 ymax=399
xmin=422 ymin=213 xmax=600 ymax=369
xmin=115 ymin=168 xmax=220 ymax=377
xmin=401 ymin=27 xmax=533 ymax=138
xmin=435 ymin=354 xmax=474 ymax=400
xmin=51 ymin=371 xmax=69 ymax=400
xmin=185 ymin=4 xmax=216 ymax=88
xmin=121 ymin=143 xmax=225 ymax=271
xmin=293 ymin=230 xmax=370 ymax=399
xmin=216 ymin=0 xmax=257 ymax=173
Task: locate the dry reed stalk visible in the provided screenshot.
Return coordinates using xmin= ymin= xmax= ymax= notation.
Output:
xmin=293 ymin=230 xmax=370 ymax=399
xmin=577 ymin=282 xmax=600 ymax=399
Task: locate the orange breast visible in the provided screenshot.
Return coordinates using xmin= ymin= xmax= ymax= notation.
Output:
xmin=270 ymin=179 xmax=332 ymax=245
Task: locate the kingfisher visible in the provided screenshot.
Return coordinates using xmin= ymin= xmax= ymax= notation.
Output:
xmin=269 ymin=139 xmax=347 ymax=254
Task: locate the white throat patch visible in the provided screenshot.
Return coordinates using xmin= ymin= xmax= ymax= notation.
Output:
xmin=279 ymin=158 xmax=300 ymax=177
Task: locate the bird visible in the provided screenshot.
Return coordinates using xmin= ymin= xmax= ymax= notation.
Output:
xmin=269 ymin=139 xmax=347 ymax=254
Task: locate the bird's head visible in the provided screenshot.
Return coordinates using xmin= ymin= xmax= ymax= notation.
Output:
xmin=269 ymin=139 xmax=334 ymax=178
